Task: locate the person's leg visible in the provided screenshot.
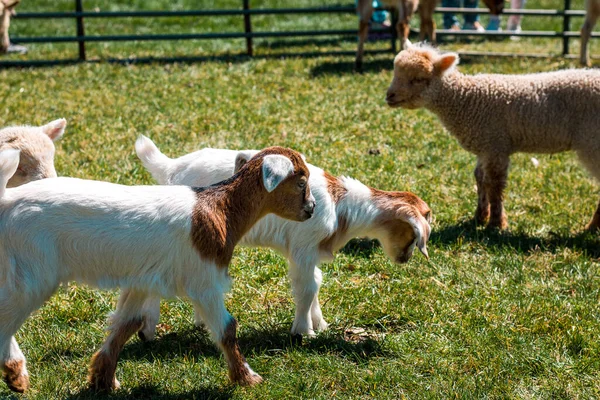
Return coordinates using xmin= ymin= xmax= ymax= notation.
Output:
xmin=507 ymin=0 xmax=526 ymax=31
xmin=464 ymin=0 xmax=482 ymax=29
xmin=442 ymin=0 xmax=460 ymax=29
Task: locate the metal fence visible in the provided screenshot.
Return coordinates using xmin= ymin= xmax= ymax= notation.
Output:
xmin=3 ymin=0 xmax=599 ymax=66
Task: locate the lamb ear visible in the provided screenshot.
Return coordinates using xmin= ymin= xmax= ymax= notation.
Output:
xmin=261 ymin=154 xmax=294 ymax=193
xmin=433 ymin=53 xmax=459 ymax=75
xmin=41 ymin=118 xmax=67 ymax=141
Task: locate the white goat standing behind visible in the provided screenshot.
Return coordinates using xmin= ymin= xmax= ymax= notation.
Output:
xmin=0 ymin=146 xmax=315 ymax=393
xmin=119 ymin=136 xmax=431 ymax=343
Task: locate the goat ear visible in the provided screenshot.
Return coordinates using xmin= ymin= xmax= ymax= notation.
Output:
xmin=433 ymin=53 xmax=459 ymax=75
xmin=234 ymin=151 xmax=253 ymax=174
xmin=41 ymin=118 xmax=67 ymax=141
xmin=261 ymin=154 xmax=294 ymax=193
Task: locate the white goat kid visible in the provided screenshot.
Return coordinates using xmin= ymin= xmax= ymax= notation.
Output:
xmin=121 ymin=136 xmax=431 ymax=342
xmin=0 ymin=146 xmax=315 ymax=393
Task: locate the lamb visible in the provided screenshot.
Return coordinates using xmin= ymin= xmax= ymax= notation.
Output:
xmin=356 ymin=0 xmax=438 ymax=71
xmin=580 ymin=0 xmax=600 ymax=67
xmin=386 ymin=43 xmax=600 ymax=230
xmin=113 ymin=136 xmax=431 ymax=343
xmin=0 ymin=118 xmax=66 ymax=187
xmin=0 ymin=146 xmax=315 ymax=393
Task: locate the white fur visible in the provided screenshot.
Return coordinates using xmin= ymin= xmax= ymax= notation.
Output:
xmin=261 ymin=155 xmax=294 ymax=193
xmin=131 ymin=137 xmax=429 ymax=339
xmin=0 ymin=145 xmax=303 ymax=390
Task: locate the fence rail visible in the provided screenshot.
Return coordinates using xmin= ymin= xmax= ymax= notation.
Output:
xmin=3 ymin=0 xmax=599 ymax=66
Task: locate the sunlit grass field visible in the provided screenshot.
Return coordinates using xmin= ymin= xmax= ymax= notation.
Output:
xmin=1 ymin=1 xmax=600 ymax=399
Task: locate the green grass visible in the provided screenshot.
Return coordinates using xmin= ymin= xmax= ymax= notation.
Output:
xmin=1 ymin=1 xmax=600 ymax=399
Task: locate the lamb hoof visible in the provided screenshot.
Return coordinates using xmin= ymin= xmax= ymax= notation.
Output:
xmin=585 ymin=222 xmax=599 ymax=232
xmin=487 ymin=218 xmax=508 ymax=230
xmin=3 ymin=361 xmax=29 ymax=393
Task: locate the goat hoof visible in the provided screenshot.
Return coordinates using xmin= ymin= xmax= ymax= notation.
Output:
xmin=138 ymin=330 xmax=147 ymax=342
xmin=88 ymin=352 xmax=119 ymax=392
xmin=291 ymin=333 xmax=303 ymax=345
xmin=3 ymin=361 xmax=29 ymax=393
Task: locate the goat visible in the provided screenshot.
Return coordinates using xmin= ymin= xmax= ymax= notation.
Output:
xmin=0 ymin=146 xmax=315 ymax=393
xmin=114 ymin=136 xmax=431 ymax=343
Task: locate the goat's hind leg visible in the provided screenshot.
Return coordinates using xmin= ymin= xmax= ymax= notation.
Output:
xmin=89 ymin=289 xmax=147 ymax=391
xmin=0 ymin=287 xmax=49 ymax=393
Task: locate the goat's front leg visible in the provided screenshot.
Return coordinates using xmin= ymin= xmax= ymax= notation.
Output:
xmin=191 ymin=291 xmax=262 ymax=386
xmin=289 ymin=261 xmax=323 ymax=338
xmin=474 ymin=158 xmax=490 ymax=224
xmin=89 ymin=290 xmax=147 ymax=391
xmin=0 ymin=5 xmax=11 ymax=53
xmin=481 ymin=155 xmax=510 ymax=229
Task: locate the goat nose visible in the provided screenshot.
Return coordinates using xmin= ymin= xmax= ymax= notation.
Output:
xmin=305 ymin=200 xmax=316 ymax=214
xmin=386 ymin=92 xmax=394 ymax=101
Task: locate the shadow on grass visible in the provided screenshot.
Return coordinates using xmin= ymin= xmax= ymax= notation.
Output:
xmin=431 ymin=218 xmax=600 ymax=257
xmin=65 ymin=384 xmax=234 ymax=400
xmin=118 ymin=325 xmax=386 ymax=365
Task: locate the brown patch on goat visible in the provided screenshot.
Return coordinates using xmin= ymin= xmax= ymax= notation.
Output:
xmin=2 ymin=360 xmax=28 ymax=393
xmin=323 ymin=172 xmax=347 ymax=203
xmin=318 ymin=173 xmax=348 ymax=255
xmin=319 ymin=215 xmax=349 ymax=256
xmin=220 ymin=318 xmax=263 ymax=386
xmin=370 ymin=188 xmax=431 ymax=221
xmin=88 ymin=317 xmax=144 ymax=391
xmin=191 ymin=147 xmax=311 ymax=267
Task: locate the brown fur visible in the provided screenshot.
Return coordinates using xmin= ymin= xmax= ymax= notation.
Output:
xmin=191 ymin=146 xmax=312 ymax=267
xmin=371 ymin=188 xmax=431 ymax=261
xmin=88 ymin=317 xmax=144 ymax=391
xmin=2 ymin=359 xmax=28 ymax=393
xmin=220 ymin=319 xmax=263 ymax=386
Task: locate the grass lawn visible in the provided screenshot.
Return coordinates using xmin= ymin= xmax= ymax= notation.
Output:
xmin=1 ymin=1 xmax=600 ymax=399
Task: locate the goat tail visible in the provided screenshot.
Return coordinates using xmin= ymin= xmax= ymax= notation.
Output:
xmin=0 ymin=149 xmax=19 ymax=199
xmin=135 ymin=135 xmax=172 ymax=184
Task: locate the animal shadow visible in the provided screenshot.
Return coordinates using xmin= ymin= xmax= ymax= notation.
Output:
xmin=432 ymin=218 xmax=600 ymax=258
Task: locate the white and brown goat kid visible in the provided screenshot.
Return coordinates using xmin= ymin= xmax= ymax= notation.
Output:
xmin=120 ymin=136 xmax=431 ymax=342
xmin=0 ymin=118 xmax=66 ymax=187
xmin=0 ymin=146 xmax=315 ymax=393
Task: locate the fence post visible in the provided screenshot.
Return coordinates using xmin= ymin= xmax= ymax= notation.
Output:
xmin=75 ymin=0 xmax=86 ymax=60
xmin=390 ymin=9 xmax=398 ymax=53
xmin=243 ymin=0 xmax=253 ymax=56
xmin=562 ymin=0 xmax=571 ymax=56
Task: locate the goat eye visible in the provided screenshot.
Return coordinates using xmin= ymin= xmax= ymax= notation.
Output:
xmin=297 ymin=179 xmax=306 ymax=188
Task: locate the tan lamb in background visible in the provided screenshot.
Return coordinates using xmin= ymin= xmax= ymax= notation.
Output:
xmin=386 ymin=43 xmax=600 ymax=231
xmin=0 ymin=118 xmax=66 ymax=186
